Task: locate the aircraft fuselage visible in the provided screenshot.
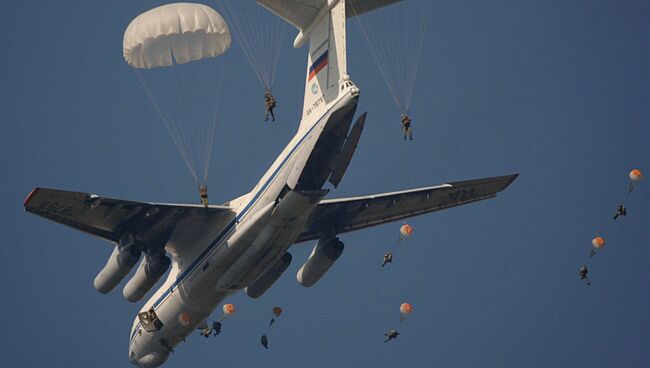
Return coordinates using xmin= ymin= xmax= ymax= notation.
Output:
xmin=128 ymin=89 xmax=359 ymax=367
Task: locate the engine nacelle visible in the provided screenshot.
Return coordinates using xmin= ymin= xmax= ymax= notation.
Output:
xmin=297 ymin=237 xmax=344 ymax=287
xmin=246 ymin=252 xmax=292 ymax=299
xmin=123 ymin=252 xmax=170 ymax=302
xmin=93 ymin=245 xmax=141 ymax=294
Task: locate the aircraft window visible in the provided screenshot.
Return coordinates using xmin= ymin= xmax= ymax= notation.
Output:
xmin=138 ymin=308 xmax=164 ymax=332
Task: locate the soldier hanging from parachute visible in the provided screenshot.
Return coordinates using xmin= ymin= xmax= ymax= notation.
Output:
xmin=217 ymin=0 xmax=288 ymax=122
xmin=198 ymin=304 xmax=235 ymax=338
xmin=401 ymin=114 xmax=413 ymax=141
xmin=384 ymin=302 xmax=413 ymax=342
xmin=260 ymin=306 xmax=282 ymax=349
xmin=264 ymin=91 xmax=277 ymax=122
xmin=381 ymin=252 xmax=393 ymax=267
xmin=613 ymin=169 xmax=642 ymax=220
xmin=350 ymin=0 xmax=430 ymax=141
xmin=382 ymin=223 xmax=414 ymax=267
xmin=198 ymin=184 xmax=209 ymax=208
xmin=578 ymin=265 xmax=590 ymax=286
xmin=613 ymin=204 xmax=627 ymax=220
xmin=384 ymin=330 xmax=399 ymax=343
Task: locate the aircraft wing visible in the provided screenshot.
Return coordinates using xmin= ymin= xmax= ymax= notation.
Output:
xmin=23 ymin=188 xmax=235 ymax=255
xmin=258 ymin=0 xmax=401 ymax=30
xmin=295 ymin=174 xmax=518 ymax=243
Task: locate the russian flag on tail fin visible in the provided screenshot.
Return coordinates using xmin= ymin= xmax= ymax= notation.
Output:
xmin=308 ymin=50 xmax=329 ymax=81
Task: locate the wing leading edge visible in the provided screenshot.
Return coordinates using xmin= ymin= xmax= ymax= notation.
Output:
xmin=295 ymin=174 xmax=518 ymax=243
xmin=23 ymin=188 xmax=235 ymax=255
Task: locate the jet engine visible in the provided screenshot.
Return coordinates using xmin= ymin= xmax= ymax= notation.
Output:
xmin=93 ymin=244 xmax=141 ymax=294
xmin=123 ymin=252 xmax=171 ymax=302
xmin=297 ymin=237 xmax=344 ymax=287
xmin=246 ymin=252 xmax=292 ymax=299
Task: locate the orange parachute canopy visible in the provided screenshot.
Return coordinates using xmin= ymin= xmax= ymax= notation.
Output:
xmin=400 ymin=302 xmax=413 ymax=316
xmin=592 ymin=236 xmax=605 ymax=249
xmin=400 ymin=224 xmax=414 ymax=238
xmin=223 ymin=304 xmax=236 ymax=315
xmin=272 ymin=306 xmax=282 ymax=318
xmin=629 ymin=169 xmax=643 ymax=182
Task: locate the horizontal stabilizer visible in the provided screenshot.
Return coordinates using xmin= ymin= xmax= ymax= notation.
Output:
xmin=258 ymin=0 xmax=402 ymax=30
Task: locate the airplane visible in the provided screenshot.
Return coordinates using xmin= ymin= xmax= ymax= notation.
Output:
xmin=23 ymin=1 xmax=517 ymax=367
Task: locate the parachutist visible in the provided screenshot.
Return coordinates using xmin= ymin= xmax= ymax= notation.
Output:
xmin=212 ymin=321 xmax=222 ymax=336
xmin=264 ymin=91 xmax=276 ymax=122
xmin=613 ymin=204 xmax=627 ymax=220
xmin=401 ymin=114 xmax=412 ymax=141
xmin=579 ymin=265 xmax=590 ymax=286
xmin=261 ymin=334 xmax=269 ymax=349
xmin=382 ymin=252 xmax=393 ymax=267
xmin=199 ymin=326 xmax=212 ymax=338
xmin=198 ymin=185 xmax=209 ymax=208
xmin=384 ymin=329 xmax=399 ymax=342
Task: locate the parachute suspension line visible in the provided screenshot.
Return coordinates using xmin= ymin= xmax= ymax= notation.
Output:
xmin=404 ymin=4 xmax=430 ymax=114
xmin=268 ymin=1 xmax=286 ymax=89
xmin=351 ymin=1 xmax=430 ymax=115
xmin=222 ymin=1 xmax=265 ymax=88
xmin=167 ymin=62 xmax=198 ymax=178
xmin=135 ymin=69 xmax=200 ymax=182
xmin=167 ymin=60 xmax=209 ymax=184
xmin=202 ymin=61 xmax=225 ymax=183
xmin=219 ymin=0 xmax=288 ymax=91
xmin=134 ymin=57 xmax=225 ymax=184
xmin=199 ymin=58 xmax=221 ymax=180
xmin=267 ymin=1 xmax=288 ymax=89
xmin=351 ymin=3 xmax=403 ymax=112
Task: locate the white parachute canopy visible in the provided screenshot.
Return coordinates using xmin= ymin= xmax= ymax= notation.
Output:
xmin=124 ymin=3 xmax=231 ymax=69
xmin=123 ymin=3 xmax=231 ymax=184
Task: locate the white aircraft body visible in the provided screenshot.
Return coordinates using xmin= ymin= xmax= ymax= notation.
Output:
xmin=24 ymin=1 xmax=517 ymax=367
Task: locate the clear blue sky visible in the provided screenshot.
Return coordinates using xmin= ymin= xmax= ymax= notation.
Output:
xmin=2 ymin=1 xmax=649 ymax=367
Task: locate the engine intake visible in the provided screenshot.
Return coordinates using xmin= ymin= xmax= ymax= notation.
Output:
xmin=297 ymin=237 xmax=344 ymax=287
xmin=93 ymin=244 xmax=141 ymax=294
xmin=123 ymin=252 xmax=171 ymax=302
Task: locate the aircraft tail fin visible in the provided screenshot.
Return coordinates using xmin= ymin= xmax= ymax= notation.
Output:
xmin=258 ymin=0 xmax=349 ymax=125
xmin=257 ymin=0 xmax=400 ymax=126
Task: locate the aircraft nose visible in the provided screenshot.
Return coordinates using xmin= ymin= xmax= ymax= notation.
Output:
xmin=130 ymin=351 xmax=170 ymax=368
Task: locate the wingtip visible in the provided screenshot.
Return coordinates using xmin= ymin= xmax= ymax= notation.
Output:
xmin=23 ymin=187 xmax=40 ymax=207
xmin=503 ymin=173 xmax=520 ymax=189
